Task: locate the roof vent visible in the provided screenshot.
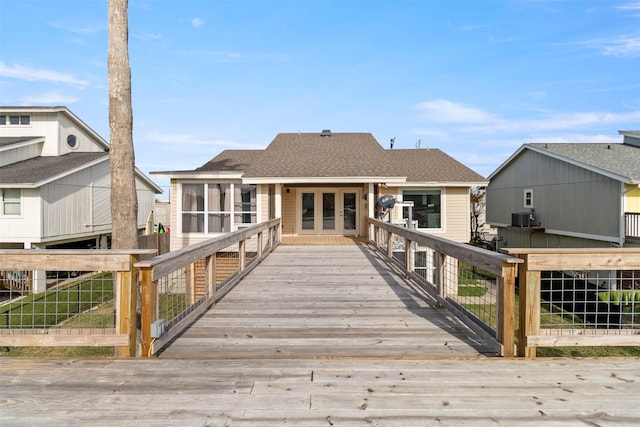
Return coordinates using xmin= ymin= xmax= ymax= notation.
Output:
xmin=320 ymin=129 xmax=332 ymax=137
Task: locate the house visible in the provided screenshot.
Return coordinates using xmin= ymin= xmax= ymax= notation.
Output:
xmin=485 ymin=131 xmax=640 ymax=250
xmin=0 ymin=106 xmax=163 ymax=257
xmin=152 ymin=130 xmax=487 ymax=251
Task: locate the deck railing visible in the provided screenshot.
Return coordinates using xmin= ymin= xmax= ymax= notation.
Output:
xmin=0 ymin=249 xmax=156 ymax=357
xmin=626 ymin=212 xmax=640 ymax=238
xmin=134 ymin=218 xmax=281 ymax=357
xmin=502 ymin=248 xmax=640 ymax=358
xmin=368 ymin=218 xmax=522 ymax=357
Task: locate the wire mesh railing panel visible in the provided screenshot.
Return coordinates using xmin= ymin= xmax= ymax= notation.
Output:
xmin=411 ymin=243 xmax=437 ymax=293
xmin=156 ymin=267 xmax=188 ymax=328
xmin=540 ymin=270 xmax=639 ymax=333
xmin=0 ymin=270 xmax=116 ymax=333
xmin=450 ymin=261 xmax=499 ymax=331
xmin=216 ymin=242 xmax=240 ymax=287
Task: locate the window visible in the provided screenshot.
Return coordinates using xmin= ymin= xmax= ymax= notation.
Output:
xmin=0 ymin=116 xmax=6 ymax=125
xmin=181 ymin=183 xmax=257 ymax=234
xmin=1 ymin=189 xmax=21 ymax=215
xmin=524 ymin=189 xmax=533 ymax=208
xmin=8 ymin=115 xmax=30 ymax=125
xmin=402 ymin=189 xmax=441 ymax=229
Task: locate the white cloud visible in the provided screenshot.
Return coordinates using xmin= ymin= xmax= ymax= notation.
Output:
xmin=146 ymin=132 xmax=264 ymax=149
xmin=50 ymin=21 xmax=105 ymax=35
xmin=617 ymin=2 xmax=640 ymax=12
xmin=22 ymin=91 xmax=80 ymax=105
xmin=576 ymin=35 xmax=640 ymax=58
xmin=414 ymin=100 xmax=500 ymax=124
xmin=414 ymin=99 xmax=640 ymax=135
xmin=192 ymin=18 xmax=203 ymax=28
xmin=0 ymin=62 xmax=90 ymax=88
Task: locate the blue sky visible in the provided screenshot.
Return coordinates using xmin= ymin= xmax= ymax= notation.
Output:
xmin=1 ymin=0 xmax=639 ymax=196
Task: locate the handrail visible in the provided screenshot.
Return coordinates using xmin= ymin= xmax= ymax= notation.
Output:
xmin=135 ymin=218 xmax=281 ymax=357
xmin=502 ymin=247 xmax=640 ymax=358
xmin=368 ymin=217 xmax=522 ymax=357
xmin=0 ymin=249 xmax=157 ymax=357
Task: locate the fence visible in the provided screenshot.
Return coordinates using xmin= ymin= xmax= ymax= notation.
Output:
xmin=0 ymin=249 xmax=156 ymax=356
xmin=502 ymin=248 xmax=640 ymax=357
xmin=627 ymin=212 xmax=640 ymax=238
xmin=135 ymin=218 xmax=280 ymax=357
xmin=368 ymin=218 xmax=522 ymax=357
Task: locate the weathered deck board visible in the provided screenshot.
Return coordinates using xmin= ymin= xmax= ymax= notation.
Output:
xmin=3 ymin=243 xmax=639 ymax=425
xmin=158 ymin=243 xmax=498 ymax=359
xmin=2 ymin=358 xmax=639 ymax=425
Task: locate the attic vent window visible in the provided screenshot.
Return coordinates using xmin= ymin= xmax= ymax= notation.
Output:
xmin=320 ymin=129 xmax=332 ymax=137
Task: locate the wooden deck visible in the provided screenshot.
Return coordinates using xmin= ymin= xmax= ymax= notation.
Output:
xmin=2 ymin=243 xmax=639 ymax=425
xmin=158 ymin=243 xmax=499 ymax=359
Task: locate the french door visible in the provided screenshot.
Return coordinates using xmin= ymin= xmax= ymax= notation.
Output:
xmin=299 ymin=189 xmax=359 ymax=235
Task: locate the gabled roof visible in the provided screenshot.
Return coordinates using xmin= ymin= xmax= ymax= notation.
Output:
xmin=0 ymin=136 xmax=44 ymax=150
xmin=175 ymin=132 xmax=487 ymax=185
xmin=489 ymin=142 xmax=640 ymax=184
xmin=0 ymin=152 xmax=108 ymax=187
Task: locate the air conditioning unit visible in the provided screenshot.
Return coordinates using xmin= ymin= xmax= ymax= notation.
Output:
xmin=512 ymin=212 xmax=537 ymax=227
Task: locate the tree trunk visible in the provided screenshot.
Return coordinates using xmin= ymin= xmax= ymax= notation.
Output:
xmin=108 ymin=0 xmax=138 ymax=249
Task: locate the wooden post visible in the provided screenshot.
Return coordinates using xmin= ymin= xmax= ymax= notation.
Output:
xmin=185 ymin=262 xmax=196 ymax=306
xmin=497 ymin=263 xmax=516 ymax=357
xmin=139 ymin=267 xmax=157 ymax=358
xmin=116 ymin=255 xmax=138 ymax=357
xmin=405 ymin=239 xmax=414 ymax=277
xmin=436 ymin=251 xmax=446 ymax=298
xmin=206 ymin=254 xmax=216 ymax=302
xmin=239 ymin=239 xmax=246 ymax=272
xmin=386 ymin=231 xmax=393 ymax=261
xmin=257 ymin=231 xmax=263 ymax=259
xmin=518 ymin=256 xmax=540 ymax=358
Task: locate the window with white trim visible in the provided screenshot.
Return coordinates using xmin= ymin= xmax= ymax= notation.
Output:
xmin=1 ymin=189 xmax=21 ymax=215
xmin=402 ymin=189 xmax=441 ymax=229
xmin=524 ymin=189 xmax=533 ymax=208
xmin=181 ymin=183 xmax=257 ymax=233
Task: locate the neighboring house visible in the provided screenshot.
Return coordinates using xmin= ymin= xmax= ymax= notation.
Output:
xmin=0 ymin=106 xmax=163 ymax=256
xmin=486 ymin=131 xmax=640 ymax=250
xmin=153 ymin=130 xmax=487 ymax=251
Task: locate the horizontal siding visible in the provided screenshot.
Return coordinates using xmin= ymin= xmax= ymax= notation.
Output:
xmin=487 ymin=150 xmax=620 ymax=239
xmin=441 ymin=187 xmax=470 ymax=243
xmin=281 ymin=188 xmax=296 ymax=235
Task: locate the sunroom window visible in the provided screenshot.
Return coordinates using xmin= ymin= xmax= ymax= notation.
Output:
xmin=1 ymin=189 xmax=21 ymax=215
xmin=402 ymin=189 xmax=441 ymax=229
xmin=181 ymin=183 xmax=257 ymax=234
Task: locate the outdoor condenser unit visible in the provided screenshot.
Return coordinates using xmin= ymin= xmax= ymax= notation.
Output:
xmin=512 ymin=212 xmax=537 ymax=227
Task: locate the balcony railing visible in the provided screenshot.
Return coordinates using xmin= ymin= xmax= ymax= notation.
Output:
xmin=626 ymin=212 xmax=640 ymax=238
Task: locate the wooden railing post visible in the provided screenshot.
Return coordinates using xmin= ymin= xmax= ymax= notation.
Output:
xmin=436 ymin=251 xmax=446 ymax=298
xmin=518 ymin=255 xmax=540 ymax=358
xmin=497 ymin=263 xmax=517 ymax=357
xmin=405 ymin=239 xmax=414 ymax=277
xmin=239 ymin=239 xmax=246 ymax=272
xmin=386 ymin=231 xmax=393 ymax=261
xmin=257 ymin=231 xmax=264 ymax=259
xmin=206 ymin=254 xmax=216 ymax=302
xmin=185 ymin=262 xmax=196 ymax=306
xmin=140 ymin=266 xmax=157 ymax=358
xmin=116 ymin=255 xmax=138 ymax=358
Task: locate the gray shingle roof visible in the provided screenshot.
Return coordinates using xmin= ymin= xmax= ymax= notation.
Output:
xmin=196 ymin=132 xmax=486 ymax=183
xmin=0 ymin=152 xmax=108 ymax=185
xmin=529 ymin=143 xmax=640 ymax=182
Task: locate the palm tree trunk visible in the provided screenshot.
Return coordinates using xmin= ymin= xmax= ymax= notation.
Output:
xmin=108 ymin=0 xmax=138 ymax=249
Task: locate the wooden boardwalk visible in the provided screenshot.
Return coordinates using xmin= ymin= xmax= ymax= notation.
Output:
xmin=158 ymin=243 xmax=499 ymax=359
xmin=2 ymin=243 xmax=639 ymax=425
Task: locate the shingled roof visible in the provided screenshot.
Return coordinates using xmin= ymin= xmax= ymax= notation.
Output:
xmin=528 ymin=143 xmax=640 ymax=183
xmin=0 ymin=152 xmax=108 ymax=186
xmin=196 ymin=132 xmax=486 ymax=183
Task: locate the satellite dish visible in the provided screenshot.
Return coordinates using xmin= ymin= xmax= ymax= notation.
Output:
xmin=377 ymin=195 xmax=396 ymax=209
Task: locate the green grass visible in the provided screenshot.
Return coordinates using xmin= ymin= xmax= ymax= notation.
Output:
xmin=458 ymin=285 xmax=487 ymax=297
xmin=0 ymin=346 xmax=115 ymax=358
xmin=0 ymin=273 xmax=114 ymax=329
xmin=463 ymin=292 xmax=640 ymax=357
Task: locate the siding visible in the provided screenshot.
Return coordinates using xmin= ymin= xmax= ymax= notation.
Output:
xmin=282 ymin=187 xmax=296 ymax=234
xmin=487 ymin=150 xmax=620 ymax=240
xmin=626 ymin=185 xmax=640 ymax=212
